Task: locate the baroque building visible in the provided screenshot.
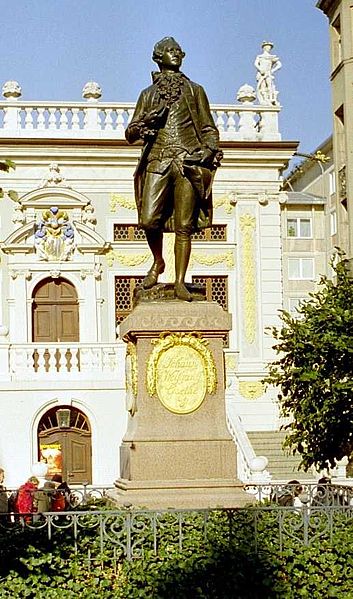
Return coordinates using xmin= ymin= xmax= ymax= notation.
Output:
xmin=317 ymin=0 xmax=353 ymax=258
xmin=0 ymin=62 xmax=313 ymax=488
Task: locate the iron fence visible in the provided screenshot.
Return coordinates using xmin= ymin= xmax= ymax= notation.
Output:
xmin=1 ymin=504 xmax=353 ymax=563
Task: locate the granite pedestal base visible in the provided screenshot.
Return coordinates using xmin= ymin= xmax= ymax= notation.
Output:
xmin=112 ymin=300 xmax=250 ymax=508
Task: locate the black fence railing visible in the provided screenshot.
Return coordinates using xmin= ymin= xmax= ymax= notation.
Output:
xmin=1 ymin=505 xmax=353 ymax=561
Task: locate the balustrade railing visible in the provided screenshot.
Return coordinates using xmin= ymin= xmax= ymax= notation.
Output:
xmin=8 ymin=342 xmax=124 ymax=380
xmin=226 ymin=404 xmax=269 ymax=483
xmin=0 ymin=100 xmax=281 ymax=141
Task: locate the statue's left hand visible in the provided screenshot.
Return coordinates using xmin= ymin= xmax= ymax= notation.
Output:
xmin=200 ymin=147 xmax=214 ymax=167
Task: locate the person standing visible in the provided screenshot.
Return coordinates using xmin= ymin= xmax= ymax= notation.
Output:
xmin=16 ymin=476 xmax=39 ymax=522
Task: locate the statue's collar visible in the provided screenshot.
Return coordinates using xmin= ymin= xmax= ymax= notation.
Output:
xmin=151 ymin=71 xmax=189 ymax=84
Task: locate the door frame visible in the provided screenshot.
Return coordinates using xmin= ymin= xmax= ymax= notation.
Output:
xmin=37 ymin=405 xmax=92 ymax=484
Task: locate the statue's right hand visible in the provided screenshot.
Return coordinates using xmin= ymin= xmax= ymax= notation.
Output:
xmin=143 ymin=105 xmax=168 ymax=128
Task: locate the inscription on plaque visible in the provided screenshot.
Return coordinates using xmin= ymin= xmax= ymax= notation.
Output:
xmin=147 ymin=332 xmax=217 ymax=414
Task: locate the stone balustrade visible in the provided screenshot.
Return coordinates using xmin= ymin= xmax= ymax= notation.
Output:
xmin=8 ymin=342 xmax=125 ymax=381
xmin=0 ymin=100 xmax=281 ymax=141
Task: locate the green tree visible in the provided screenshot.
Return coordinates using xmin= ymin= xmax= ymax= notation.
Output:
xmin=265 ymin=252 xmax=353 ymax=471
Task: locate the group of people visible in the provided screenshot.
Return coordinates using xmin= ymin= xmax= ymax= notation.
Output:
xmin=271 ymin=477 xmax=352 ymax=507
xmin=0 ymin=468 xmax=72 ymax=522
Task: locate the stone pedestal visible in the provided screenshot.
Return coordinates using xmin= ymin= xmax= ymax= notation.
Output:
xmin=112 ymin=300 xmax=250 ymax=508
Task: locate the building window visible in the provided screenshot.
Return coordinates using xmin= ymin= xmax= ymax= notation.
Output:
xmin=329 ymin=171 xmax=336 ymax=195
xmin=330 ymin=211 xmax=337 ymax=236
xmin=192 ymin=225 xmax=227 ymax=241
xmin=288 ymin=297 xmax=307 ymax=317
xmin=288 ymin=258 xmax=314 ymax=280
xmin=113 ymin=224 xmax=227 ymax=242
xmin=191 ymin=275 xmax=228 ymax=310
xmin=114 ymin=225 xmax=146 ymax=241
xmin=287 ymin=218 xmax=312 ymax=238
xmin=115 ymin=276 xmax=144 ymax=328
xmin=192 ymin=275 xmax=228 ymax=345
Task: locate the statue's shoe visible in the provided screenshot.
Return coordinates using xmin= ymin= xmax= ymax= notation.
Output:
xmin=174 ymin=282 xmax=193 ymax=302
xmin=142 ymin=260 xmax=165 ymax=289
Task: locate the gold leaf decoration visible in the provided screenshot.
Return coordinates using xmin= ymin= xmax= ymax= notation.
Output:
xmin=191 ymin=250 xmax=235 ymax=268
xmin=239 ymin=214 xmax=256 ymax=344
xmin=239 ymin=381 xmax=264 ymax=400
xmin=147 ymin=332 xmax=217 ymax=414
xmin=106 ymin=250 xmax=150 ymax=267
xmin=110 ymin=193 xmax=136 ymax=212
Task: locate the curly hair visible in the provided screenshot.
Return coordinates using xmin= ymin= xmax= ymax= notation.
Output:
xmin=152 ymin=37 xmax=185 ymax=63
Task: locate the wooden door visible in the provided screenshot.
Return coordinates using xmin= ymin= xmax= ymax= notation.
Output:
xmin=65 ymin=431 xmax=92 ymax=484
xmin=39 ymin=430 xmax=92 ymax=484
xmin=32 ymin=278 xmax=79 ymax=342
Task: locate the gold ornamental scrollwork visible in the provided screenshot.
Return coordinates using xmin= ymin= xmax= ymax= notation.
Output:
xmin=239 ymin=214 xmax=257 ymax=344
xmin=105 ymin=250 xmax=150 ymax=267
xmin=190 ymin=249 xmax=235 ymax=268
xmin=110 ymin=193 xmax=136 ymax=212
xmin=147 ymin=332 xmax=217 ymax=414
xmin=125 ymin=342 xmax=138 ymax=415
xmin=213 ymin=194 xmax=235 ymax=214
xmin=239 ymin=381 xmax=264 ymax=400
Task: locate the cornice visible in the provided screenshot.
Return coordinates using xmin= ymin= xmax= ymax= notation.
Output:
xmin=316 ymin=0 xmax=340 ymax=18
xmin=0 ymin=138 xmax=299 ymax=151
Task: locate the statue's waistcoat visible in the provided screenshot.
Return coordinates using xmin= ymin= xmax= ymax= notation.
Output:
xmin=147 ymin=94 xmax=200 ymax=171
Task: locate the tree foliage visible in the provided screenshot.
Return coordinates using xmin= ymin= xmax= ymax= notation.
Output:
xmin=0 ymin=158 xmax=18 ymax=201
xmin=1 ymin=509 xmax=353 ymax=598
xmin=265 ymin=252 xmax=353 ymax=472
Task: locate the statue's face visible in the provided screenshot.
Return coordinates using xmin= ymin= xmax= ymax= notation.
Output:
xmin=158 ymin=42 xmax=184 ymax=71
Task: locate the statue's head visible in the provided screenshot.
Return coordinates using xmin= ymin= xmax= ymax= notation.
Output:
xmin=152 ymin=37 xmax=185 ymax=71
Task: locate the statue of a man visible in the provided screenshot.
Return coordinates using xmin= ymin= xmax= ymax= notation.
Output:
xmin=254 ymin=41 xmax=281 ymax=106
xmin=125 ymin=37 xmax=221 ymax=301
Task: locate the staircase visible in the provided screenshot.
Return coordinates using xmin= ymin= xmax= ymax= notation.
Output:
xmin=247 ymin=431 xmax=314 ymax=481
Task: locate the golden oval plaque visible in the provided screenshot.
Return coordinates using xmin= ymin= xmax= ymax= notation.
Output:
xmin=146 ymin=332 xmax=217 ymax=415
xmin=156 ymin=344 xmax=207 ymax=414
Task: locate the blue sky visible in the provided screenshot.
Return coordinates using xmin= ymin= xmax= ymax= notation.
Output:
xmin=1 ymin=1 xmax=330 ymax=153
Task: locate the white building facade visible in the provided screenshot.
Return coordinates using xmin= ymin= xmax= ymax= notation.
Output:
xmin=0 ymin=74 xmax=298 ymax=487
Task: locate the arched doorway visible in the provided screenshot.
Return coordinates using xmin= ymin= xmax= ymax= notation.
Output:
xmin=38 ymin=406 xmax=92 ymax=484
xmin=32 ymin=277 xmax=79 ymax=342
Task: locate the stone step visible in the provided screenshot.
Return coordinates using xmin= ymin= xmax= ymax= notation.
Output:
xmin=248 ymin=431 xmax=313 ymax=481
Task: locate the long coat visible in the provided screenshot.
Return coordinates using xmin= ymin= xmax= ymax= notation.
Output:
xmin=126 ymin=75 xmax=219 ymax=232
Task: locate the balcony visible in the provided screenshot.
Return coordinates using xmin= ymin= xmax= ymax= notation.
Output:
xmin=0 ymin=100 xmax=281 ymax=142
xmin=3 ymin=342 xmax=125 ymax=382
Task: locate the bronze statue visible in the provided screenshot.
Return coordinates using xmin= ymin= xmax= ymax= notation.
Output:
xmin=126 ymin=37 xmax=221 ymax=301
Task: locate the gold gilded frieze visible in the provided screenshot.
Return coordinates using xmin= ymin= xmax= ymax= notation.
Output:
xmin=239 ymin=380 xmax=264 ymax=400
xmin=110 ymin=194 xmax=136 ymax=212
xmin=147 ymin=332 xmax=217 ymax=414
xmin=106 ymin=250 xmax=150 ymax=267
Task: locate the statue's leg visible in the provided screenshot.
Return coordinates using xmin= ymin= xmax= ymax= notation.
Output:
xmin=143 ymin=230 xmax=165 ymax=289
xmin=174 ymin=234 xmax=192 ymax=301
xmin=140 ymin=171 xmax=169 ymax=289
xmin=173 ymin=172 xmax=195 ymax=302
